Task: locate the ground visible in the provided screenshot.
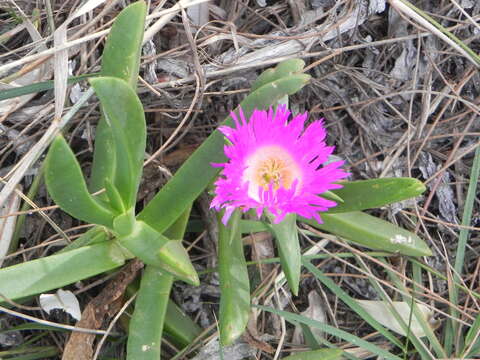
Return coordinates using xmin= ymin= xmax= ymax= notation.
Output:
xmin=0 ymin=0 xmax=479 ymax=359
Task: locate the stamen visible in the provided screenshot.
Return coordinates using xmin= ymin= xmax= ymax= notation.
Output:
xmin=257 ymin=157 xmax=288 ymax=188
xmin=243 ymin=146 xmax=301 ymax=201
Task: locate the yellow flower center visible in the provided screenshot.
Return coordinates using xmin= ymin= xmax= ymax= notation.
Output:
xmin=243 ymin=146 xmax=301 ymax=201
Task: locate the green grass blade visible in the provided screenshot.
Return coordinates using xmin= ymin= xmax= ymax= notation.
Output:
xmin=0 ymin=73 xmax=98 ymax=101
xmin=380 ymin=259 xmax=446 ymax=358
xmin=302 ymin=260 xmax=404 ymax=349
xmin=44 ymin=135 xmax=115 ymax=228
xmin=256 ymin=305 xmax=403 ymax=360
xmin=461 ymin=314 xmax=480 ymax=358
xmin=0 ymin=241 xmax=126 ymax=302
xmin=267 ymin=213 xmax=301 ymax=296
xmin=330 ymin=178 xmax=425 ymax=213
xmin=463 ymin=313 xmax=480 ymax=357
xmin=138 ymin=71 xmax=310 ymax=233
xmin=0 ymin=346 xmax=58 ymax=359
xmin=302 ymin=211 xmax=432 ymax=257
xmin=449 ymin=146 xmax=480 ymax=354
xmin=354 ymin=255 xmax=438 ymax=359
xmin=127 ymin=268 xmax=173 ymax=360
xmin=218 ymin=210 xmax=250 ymax=345
xmin=396 ymin=0 xmax=480 ymax=67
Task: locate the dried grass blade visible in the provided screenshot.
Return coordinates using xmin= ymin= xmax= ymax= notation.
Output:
xmin=0 ymin=186 xmax=22 ymax=268
xmin=53 ymin=25 xmax=68 ymax=120
xmin=143 ymin=0 xmax=211 ymax=43
xmin=389 ymin=0 xmax=480 ymax=68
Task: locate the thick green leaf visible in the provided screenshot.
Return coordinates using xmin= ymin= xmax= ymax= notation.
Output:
xmin=89 ymin=118 xmax=115 ymax=195
xmin=89 ymin=77 xmax=146 ymax=208
xmin=239 ymin=219 xmax=269 ymax=233
xmin=44 ymin=135 xmax=114 ymax=227
xmin=164 ymin=300 xmax=202 ymax=348
xmin=127 ymin=207 xmax=200 ymax=358
xmin=105 ymin=178 xmax=126 ymax=215
xmin=118 ymin=220 xmax=167 ymax=262
xmin=156 ymin=205 xmax=199 ymax=285
xmin=281 ymin=349 xmax=343 ymax=360
xmin=158 ymin=206 xmax=199 ymax=286
xmin=356 ymin=300 xmax=434 ymax=337
xmin=62 ymin=215 xmax=198 ymax=288
xmin=156 ymin=240 xmax=199 ymax=286
xmin=118 ymin=221 xmax=198 ymax=285
xmin=60 ymin=226 xmax=109 ymax=253
xmin=100 ymin=1 xmax=146 ymax=87
xmin=267 ymin=213 xmax=301 ymax=296
xmin=251 ymin=58 xmax=306 ymax=91
xmin=330 ymin=178 xmax=426 ymax=213
xmin=320 ymin=190 xmax=344 ymax=204
xmin=218 ymin=210 xmax=250 ymax=345
xmin=127 ymin=268 xmax=172 ymax=360
xmin=0 ymin=241 xmax=126 ymax=302
xmin=162 ymin=205 xmax=191 ymax=241
xmin=138 ymin=69 xmax=310 ymax=233
xmin=113 ymin=210 xmax=136 ymax=236
xmin=89 ymin=1 xmax=146 ymax=193
xmin=302 ymin=212 xmax=432 ymax=257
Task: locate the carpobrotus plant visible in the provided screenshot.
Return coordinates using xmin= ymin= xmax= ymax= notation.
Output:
xmin=0 ymin=3 xmax=432 ymax=355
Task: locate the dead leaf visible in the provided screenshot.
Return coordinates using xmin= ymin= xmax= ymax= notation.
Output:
xmin=292 ymin=290 xmax=326 ymax=344
xmin=40 ymin=289 xmax=81 ymax=321
xmin=356 ymin=300 xmax=435 ymax=337
xmin=0 ymin=186 xmax=21 ymax=268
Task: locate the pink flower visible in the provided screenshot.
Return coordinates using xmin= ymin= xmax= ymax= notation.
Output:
xmin=211 ymin=106 xmax=348 ymax=225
